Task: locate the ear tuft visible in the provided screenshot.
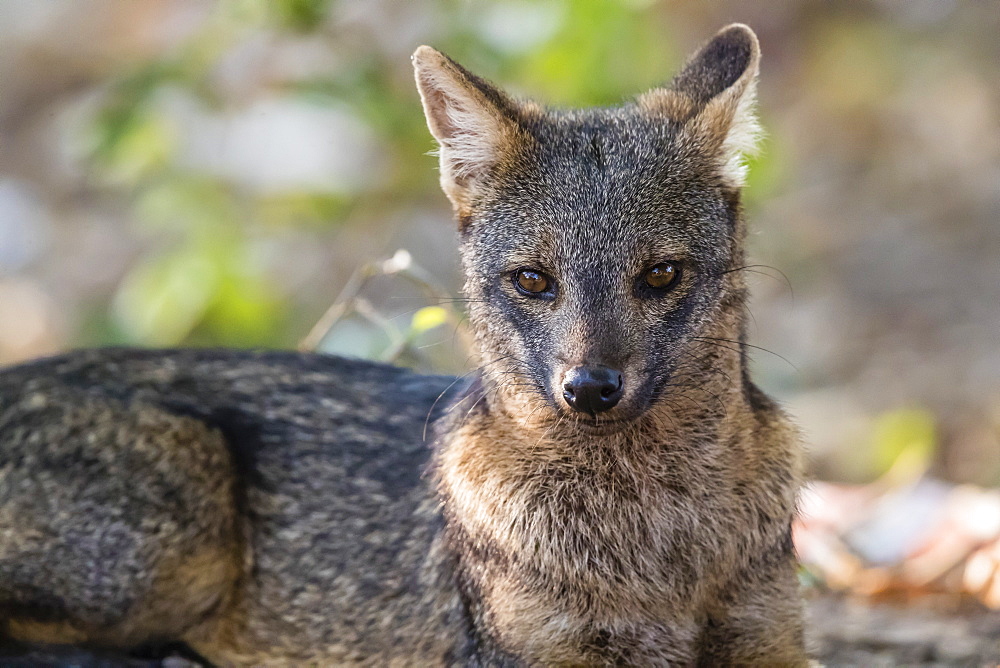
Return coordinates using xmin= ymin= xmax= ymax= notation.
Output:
xmin=412 ymin=46 xmax=521 ymax=214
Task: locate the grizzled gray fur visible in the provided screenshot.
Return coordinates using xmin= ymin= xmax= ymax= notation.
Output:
xmin=0 ymin=24 xmax=809 ymax=666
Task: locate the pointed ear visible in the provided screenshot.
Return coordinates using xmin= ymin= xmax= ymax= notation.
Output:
xmin=640 ymin=24 xmax=762 ymax=189
xmin=412 ymin=46 xmax=526 ymax=217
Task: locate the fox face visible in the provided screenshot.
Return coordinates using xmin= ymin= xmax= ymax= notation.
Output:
xmin=414 ymin=26 xmax=761 ymax=431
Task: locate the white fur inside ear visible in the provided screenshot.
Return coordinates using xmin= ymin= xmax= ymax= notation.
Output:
xmin=718 ymin=76 xmax=763 ymax=188
xmin=413 ymin=49 xmax=507 ymax=184
xmin=439 ymin=97 xmax=503 ymax=182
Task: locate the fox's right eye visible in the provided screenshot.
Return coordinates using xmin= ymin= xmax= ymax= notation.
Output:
xmin=513 ymin=268 xmax=554 ymax=298
xmin=644 ymin=262 xmax=680 ymax=290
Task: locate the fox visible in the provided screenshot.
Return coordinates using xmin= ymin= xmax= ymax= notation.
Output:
xmin=0 ymin=23 xmax=808 ymax=666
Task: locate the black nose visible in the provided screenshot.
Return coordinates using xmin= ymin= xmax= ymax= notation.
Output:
xmin=562 ymin=366 xmax=624 ymax=415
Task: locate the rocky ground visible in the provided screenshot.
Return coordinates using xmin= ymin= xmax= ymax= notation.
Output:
xmin=807 ymin=594 xmax=1000 ymax=667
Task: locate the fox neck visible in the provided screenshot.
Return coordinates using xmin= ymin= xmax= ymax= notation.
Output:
xmin=432 ymin=296 xmax=762 ymax=661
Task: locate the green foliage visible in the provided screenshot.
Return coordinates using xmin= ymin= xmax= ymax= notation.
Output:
xmin=501 ymin=0 xmax=677 ymax=106
xmin=270 ymin=0 xmax=334 ymax=31
xmin=871 ymin=408 xmax=937 ymax=482
xmin=221 ymin=0 xmax=333 ymax=32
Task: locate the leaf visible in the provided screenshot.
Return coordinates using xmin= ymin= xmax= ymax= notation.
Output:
xmin=90 ymin=112 xmax=175 ymax=185
xmin=410 ymin=306 xmax=449 ymax=335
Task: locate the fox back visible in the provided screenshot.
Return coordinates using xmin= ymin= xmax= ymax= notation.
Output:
xmin=0 ymin=24 xmax=807 ymax=666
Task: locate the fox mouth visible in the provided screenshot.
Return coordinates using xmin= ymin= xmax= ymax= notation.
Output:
xmin=562 ymin=414 xmax=634 ymax=435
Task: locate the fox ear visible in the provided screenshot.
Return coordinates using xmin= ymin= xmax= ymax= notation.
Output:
xmin=641 ymin=24 xmax=762 ymax=189
xmin=412 ymin=46 xmax=525 ymax=217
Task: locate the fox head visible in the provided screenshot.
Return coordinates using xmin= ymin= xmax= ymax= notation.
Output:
xmin=413 ymin=25 xmax=762 ymax=433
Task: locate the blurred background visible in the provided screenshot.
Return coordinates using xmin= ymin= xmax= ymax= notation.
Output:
xmin=0 ymin=0 xmax=997 ymax=486
xmin=2 ymin=1 xmax=1000 ymax=656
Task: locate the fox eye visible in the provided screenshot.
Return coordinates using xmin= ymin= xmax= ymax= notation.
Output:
xmin=513 ymin=268 xmax=553 ymax=297
xmin=643 ymin=262 xmax=681 ymax=290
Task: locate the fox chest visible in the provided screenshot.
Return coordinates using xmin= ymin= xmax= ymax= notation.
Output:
xmin=464 ymin=534 xmax=709 ymax=666
xmin=449 ymin=485 xmax=733 ymax=664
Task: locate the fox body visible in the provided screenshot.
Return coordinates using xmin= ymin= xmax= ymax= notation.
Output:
xmin=0 ymin=25 xmax=807 ymax=666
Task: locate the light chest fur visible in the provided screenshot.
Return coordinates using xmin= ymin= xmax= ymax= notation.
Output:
xmin=435 ymin=374 xmax=801 ymax=664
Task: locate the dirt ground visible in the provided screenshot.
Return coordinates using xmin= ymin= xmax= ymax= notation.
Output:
xmin=807 ymin=594 xmax=1000 ymax=666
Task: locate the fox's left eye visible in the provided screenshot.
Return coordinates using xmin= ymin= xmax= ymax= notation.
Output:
xmin=513 ymin=268 xmax=554 ymax=298
xmin=643 ymin=262 xmax=681 ymax=290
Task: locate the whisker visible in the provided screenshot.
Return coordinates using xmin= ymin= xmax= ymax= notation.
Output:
xmin=691 ymin=336 xmax=797 ymax=370
xmin=713 ymin=264 xmax=794 ymax=298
